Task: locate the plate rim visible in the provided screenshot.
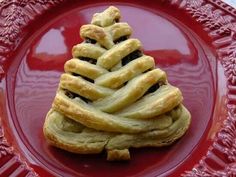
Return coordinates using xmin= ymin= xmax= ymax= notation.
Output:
xmin=0 ymin=0 xmax=236 ymax=176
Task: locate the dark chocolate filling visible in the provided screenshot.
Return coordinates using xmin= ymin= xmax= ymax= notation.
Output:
xmin=72 ymin=73 xmax=94 ymax=83
xmin=142 ymin=83 xmax=159 ymax=97
xmin=78 ymin=57 xmax=97 ymax=65
xmin=144 ymin=81 xmax=165 ymax=95
xmin=100 ymin=45 xmax=107 ymax=49
xmin=85 ymin=38 xmax=97 ymax=44
xmin=64 ymin=90 xmax=89 ymax=103
xmin=114 ymin=36 xmax=128 ymax=44
xmin=122 ymin=50 xmax=142 ymax=66
xmin=143 ymin=69 xmax=152 ymax=73
xmin=146 ymin=83 xmax=160 ymax=94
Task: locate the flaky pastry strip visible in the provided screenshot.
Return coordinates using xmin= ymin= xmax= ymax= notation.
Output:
xmin=92 ymin=69 xmax=167 ymax=113
xmin=52 ymin=90 xmax=174 ymax=133
xmin=115 ymin=85 xmax=183 ymax=119
xmin=64 ymin=59 xmax=108 ymax=80
xmin=105 ymin=23 xmax=132 ymax=41
xmin=91 ymin=6 xmax=121 ymax=27
xmin=106 ymin=105 xmax=191 ymax=149
xmin=97 ymin=39 xmax=142 ymax=69
xmin=80 ymin=24 xmax=114 ymax=49
xmin=95 ymin=55 xmax=155 ymax=88
xmin=72 ymin=43 xmax=106 ymax=59
xmin=44 ymin=109 xmax=114 ymax=154
xmin=60 ymin=73 xmax=115 ymax=101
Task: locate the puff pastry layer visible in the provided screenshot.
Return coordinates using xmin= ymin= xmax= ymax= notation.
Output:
xmin=43 ymin=6 xmax=191 ymax=161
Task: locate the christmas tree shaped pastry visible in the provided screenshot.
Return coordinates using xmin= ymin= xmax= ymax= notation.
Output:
xmin=43 ymin=6 xmax=191 ymax=161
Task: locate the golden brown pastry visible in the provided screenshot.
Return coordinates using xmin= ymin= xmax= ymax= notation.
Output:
xmin=43 ymin=6 xmax=191 ymax=161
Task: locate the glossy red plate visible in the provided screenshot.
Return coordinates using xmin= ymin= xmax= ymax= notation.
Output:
xmin=0 ymin=0 xmax=236 ymax=176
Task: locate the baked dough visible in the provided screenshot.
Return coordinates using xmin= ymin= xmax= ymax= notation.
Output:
xmin=43 ymin=6 xmax=191 ymax=161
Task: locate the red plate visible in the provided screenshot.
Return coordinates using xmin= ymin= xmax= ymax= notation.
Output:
xmin=0 ymin=0 xmax=236 ymax=176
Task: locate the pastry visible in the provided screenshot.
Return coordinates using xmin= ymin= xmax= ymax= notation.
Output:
xmin=43 ymin=6 xmax=191 ymax=161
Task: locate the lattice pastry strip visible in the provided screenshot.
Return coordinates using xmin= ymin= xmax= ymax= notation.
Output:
xmin=43 ymin=6 xmax=191 ymax=161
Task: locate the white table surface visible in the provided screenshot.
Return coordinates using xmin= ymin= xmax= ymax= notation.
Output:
xmin=223 ymin=0 xmax=236 ymax=8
